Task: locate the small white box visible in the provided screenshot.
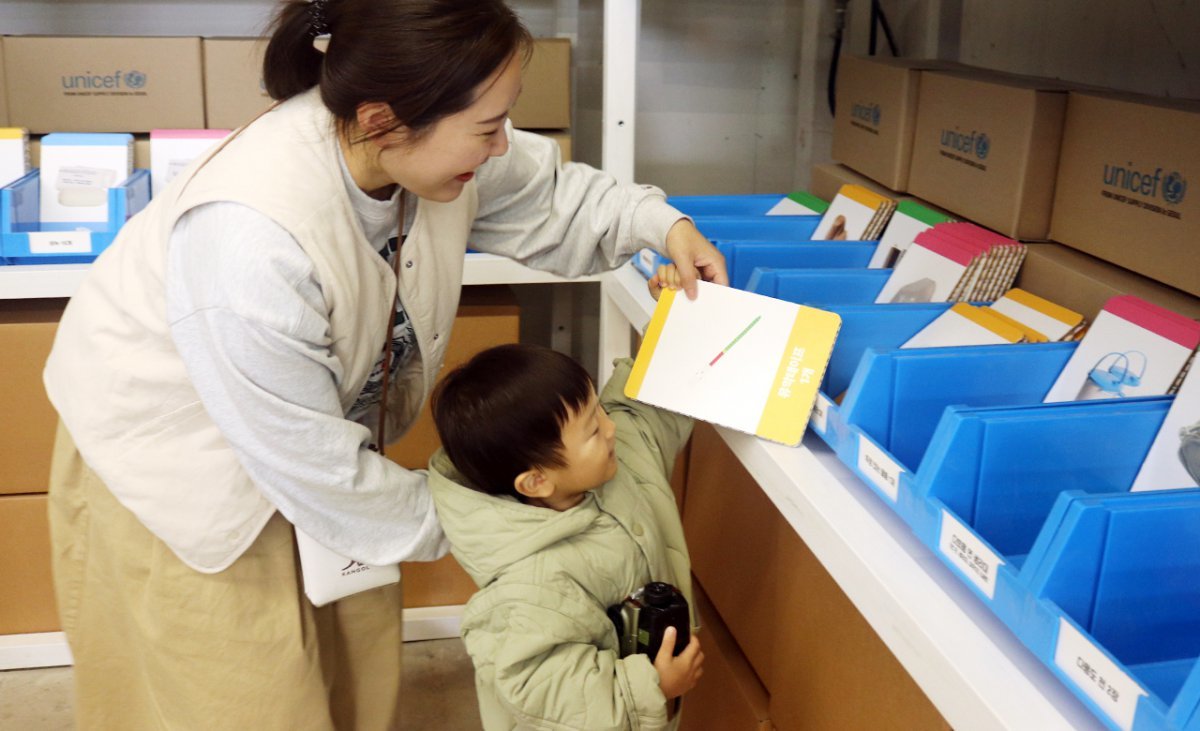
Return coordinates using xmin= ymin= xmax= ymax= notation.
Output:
xmin=0 ymin=128 xmax=31 ymax=188
xmin=38 ymin=133 xmax=133 ymax=228
xmin=149 ymin=128 xmax=230 ymax=197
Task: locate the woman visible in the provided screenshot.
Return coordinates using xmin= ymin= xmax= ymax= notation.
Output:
xmin=42 ymin=0 xmax=727 ymax=728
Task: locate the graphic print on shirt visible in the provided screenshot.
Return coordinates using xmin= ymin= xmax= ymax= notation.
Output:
xmin=347 ymin=236 xmax=417 ymax=422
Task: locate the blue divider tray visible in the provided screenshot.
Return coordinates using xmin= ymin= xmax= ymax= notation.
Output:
xmin=667 ymin=193 xmax=827 ymax=217
xmin=720 ymin=241 xmax=876 ymax=290
xmin=693 ymin=215 xmax=822 ymax=243
xmin=1017 ymin=489 xmax=1200 ymax=731
xmin=805 ymin=303 xmax=951 ymax=446
xmin=832 ymin=342 xmax=1077 ymax=506
xmin=746 ymin=267 xmax=892 ymax=305
xmin=904 ymin=397 xmax=1171 ymax=632
xmin=1 ymin=168 xmax=150 ymax=264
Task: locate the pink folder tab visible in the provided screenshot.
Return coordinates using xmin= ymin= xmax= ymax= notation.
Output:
xmin=1103 ymin=295 xmax=1200 ymax=350
xmin=913 ymin=228 xmax=977 ymax=266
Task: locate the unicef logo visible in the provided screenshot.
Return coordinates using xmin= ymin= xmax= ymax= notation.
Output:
xmin=974 ymin=133 xmax=990 ymax=160
xmin=1163 ymin=172 xmax=1187 ymax=204
xmin=871 ymin=104 xmax=881 ymax=126
xmin=124 ymin=70 xmax=147 ymax=89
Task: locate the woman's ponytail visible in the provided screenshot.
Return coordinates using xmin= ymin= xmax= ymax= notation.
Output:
xmin=262 ymin=0 xmax=327 ymax=101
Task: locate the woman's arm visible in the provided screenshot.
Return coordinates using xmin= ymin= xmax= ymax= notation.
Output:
xmin=471 ymin=124 xmax=684 ymax=278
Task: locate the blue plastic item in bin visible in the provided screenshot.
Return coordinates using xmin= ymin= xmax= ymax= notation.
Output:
xmin=668 ymin=192 xmax=829 ymax=217
xmin=692 ymin=216 xmax=822 ymax=243
xmin=1017 ymin=489 xmax=1200 ymax=731
xmin=834 ymin=342 xmax=1076 ymax=505
xmin=905 ymin=397 xmax=1171 ymax=633
xmin=722 ymin=241 xmax=876 ymax=290
xmin=1 ymin=168 xmax=150 ymax=264
xmin=746 ymin=267 xmax=892 ymax=305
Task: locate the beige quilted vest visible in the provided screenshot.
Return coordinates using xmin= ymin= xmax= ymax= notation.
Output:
xmin=44 ymin=89 xmax=479 ymax=572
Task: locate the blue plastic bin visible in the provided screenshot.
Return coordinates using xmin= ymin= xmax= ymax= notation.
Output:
xmin=721 ymin=241 xmax=876 ymax=290
xmin=1 ymin=168 xmax=150 ymax=264
xmin=1017 ymin=489 xmax=1200 ymax=731
xmin=746 ymin=267 xmax=892 ymax=305
xmin=834 ymin=342 xmax=1077 ymax=505
xmin=805 ymin=303 xmax=951 ymax=446
xmin=667 ymin=193 xmax=828 ymax=217
xmin=692 ymin=216 xmax=822 ymax=243
xmin=905 ymin=398 xmax=1171 ymax=633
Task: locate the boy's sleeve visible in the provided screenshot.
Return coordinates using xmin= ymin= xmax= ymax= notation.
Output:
xmin=601 ymin=358 xmax=694 ymax=478
xmin=463 ymin=585 xmax=671 ymax=731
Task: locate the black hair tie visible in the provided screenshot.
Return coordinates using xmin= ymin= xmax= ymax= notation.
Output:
xmin=308 ymin=0 xmax=331 ymax=38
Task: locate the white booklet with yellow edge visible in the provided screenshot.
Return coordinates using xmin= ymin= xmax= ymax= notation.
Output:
xmin=626 ymin=281 xmax=841 ymax=446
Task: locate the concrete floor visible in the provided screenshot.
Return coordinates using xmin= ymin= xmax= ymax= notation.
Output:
xmin=0 ymin=638 xmax=483 ymax=730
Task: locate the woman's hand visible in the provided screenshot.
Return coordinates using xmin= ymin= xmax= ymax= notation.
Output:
xmin=664 ymin=219 xmax=728 ymax=299
xmin=647 ymin=264 xmax=682 ymax=301
xmin=654 ymin=627 xmax=704 ymax=700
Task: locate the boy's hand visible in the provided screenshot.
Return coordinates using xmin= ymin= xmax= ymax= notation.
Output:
xmin=654 ymin=627 xmax=704 ymax=700
xmin=647 ymin=264 xmax=683 ymax=301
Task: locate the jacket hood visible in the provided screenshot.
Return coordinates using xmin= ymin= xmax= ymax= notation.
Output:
xmin=427 ymin=449 xmax=603 ymax=587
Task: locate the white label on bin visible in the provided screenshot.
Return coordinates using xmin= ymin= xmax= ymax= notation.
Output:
xmin=1054 ymin=618 xmax=1146 ymax=731
xmin=28 ymin=231 xmax=92 ymax=255
xmin=856 ymin=435 xmax=903 ymax=501
xmin=938 ymin=510 xmax=1004 ymax=599
xmin=810 ymin=393 xmax=831 ymax=433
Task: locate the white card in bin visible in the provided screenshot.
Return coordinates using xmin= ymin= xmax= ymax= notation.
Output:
xmin=856 ymin=434 xmax=903 ymax=501
xmin=938 ymin=509 xmax=1003 ymax=599
xmin=1054 ymin=618 xmax=1146 ymax=731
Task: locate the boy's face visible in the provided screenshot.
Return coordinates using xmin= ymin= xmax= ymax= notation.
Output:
xmin=526 ymin=390 xmax=618 ymax=511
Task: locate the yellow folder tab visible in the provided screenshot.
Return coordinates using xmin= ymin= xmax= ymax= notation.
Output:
xmin=1003 ymin=288 xmax=1083 ymax=326
xmin=0 ymin=128 xmax=28 ymax=140
xmin=954 ymin=303 xmax=1025 ymax=344
xmin=625 ymin=287 xmax=676 ymax=400
xmin=840 ymin=184 xmax=893 ymax=211
xmin=756 ymin=305 xmax=842 ymax=445
xmin=984 ymin=307 xmax=1048 ymax=343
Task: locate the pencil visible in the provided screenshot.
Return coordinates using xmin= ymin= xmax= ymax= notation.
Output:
xmin=708 ymin=315 xmax=762 ymax=366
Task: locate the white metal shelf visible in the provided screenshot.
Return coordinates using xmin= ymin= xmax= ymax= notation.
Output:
xmin=597 ymin=261 xmax=1104 ymax=731
xmin=0 ymin=254 xmax=598 ymax=301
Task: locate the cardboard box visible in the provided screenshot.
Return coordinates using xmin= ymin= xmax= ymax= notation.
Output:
xmin=809 ymin=162 xmax=953 ymax=218
xmin=4 ymin=36 xmax=206 ymax=133
xmin=0 ymin=300 xmax=66 ymax=496
xmin=1016 ymin=243 xmax=1200 ymax=324
xmin=833 ymin=56 xmax=956 ymax=192
xmin=907 ymin=70 xmax=1069 ymax=240
xmin=535 ymin=130 xmax=572 ymax=162
xmin=0 ymin=37 xmax=9 ymax=126
xmin=202 ymin=38 xmax=272 ymax=131
xmin=679 ymin=583 xmax=772 ymax=731
xmin=683 ymin=422 xmax=785 ymax=686
xmin=767 ymin=525 xmax=950 ymax=731
xmin=511 ymin=39 xmax=571 ymax=130
xmin=1050 ymin=92 xmax=1200 ymax=296
xmin=0 ymin=494 xmax=60 ymax=635
xmin=386 ymin=286 xmax=520 ymax=608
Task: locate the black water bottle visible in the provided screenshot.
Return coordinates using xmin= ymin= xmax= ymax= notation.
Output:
xmin=637 ymin=582 xmax=690 ymax=657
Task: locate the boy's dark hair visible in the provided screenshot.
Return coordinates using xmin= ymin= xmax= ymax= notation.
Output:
xmin=432 ymin=344 xmax=595 ymax=500
xmin=263 ymin=0 xmax=532 ymax=143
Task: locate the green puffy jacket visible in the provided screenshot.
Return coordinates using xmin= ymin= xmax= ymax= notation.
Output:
xmin=428 ymin=358 xmax=695 ymax=730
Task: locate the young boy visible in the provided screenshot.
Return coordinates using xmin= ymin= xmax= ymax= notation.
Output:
xmin=428 ymin=271 xmax=702 ymax=730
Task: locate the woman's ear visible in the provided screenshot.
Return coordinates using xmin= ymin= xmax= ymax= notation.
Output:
xmin=355 ymin=101 xmax=404 ymax=145
xmin=514 ymin=469 xmax=554 ymax=499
